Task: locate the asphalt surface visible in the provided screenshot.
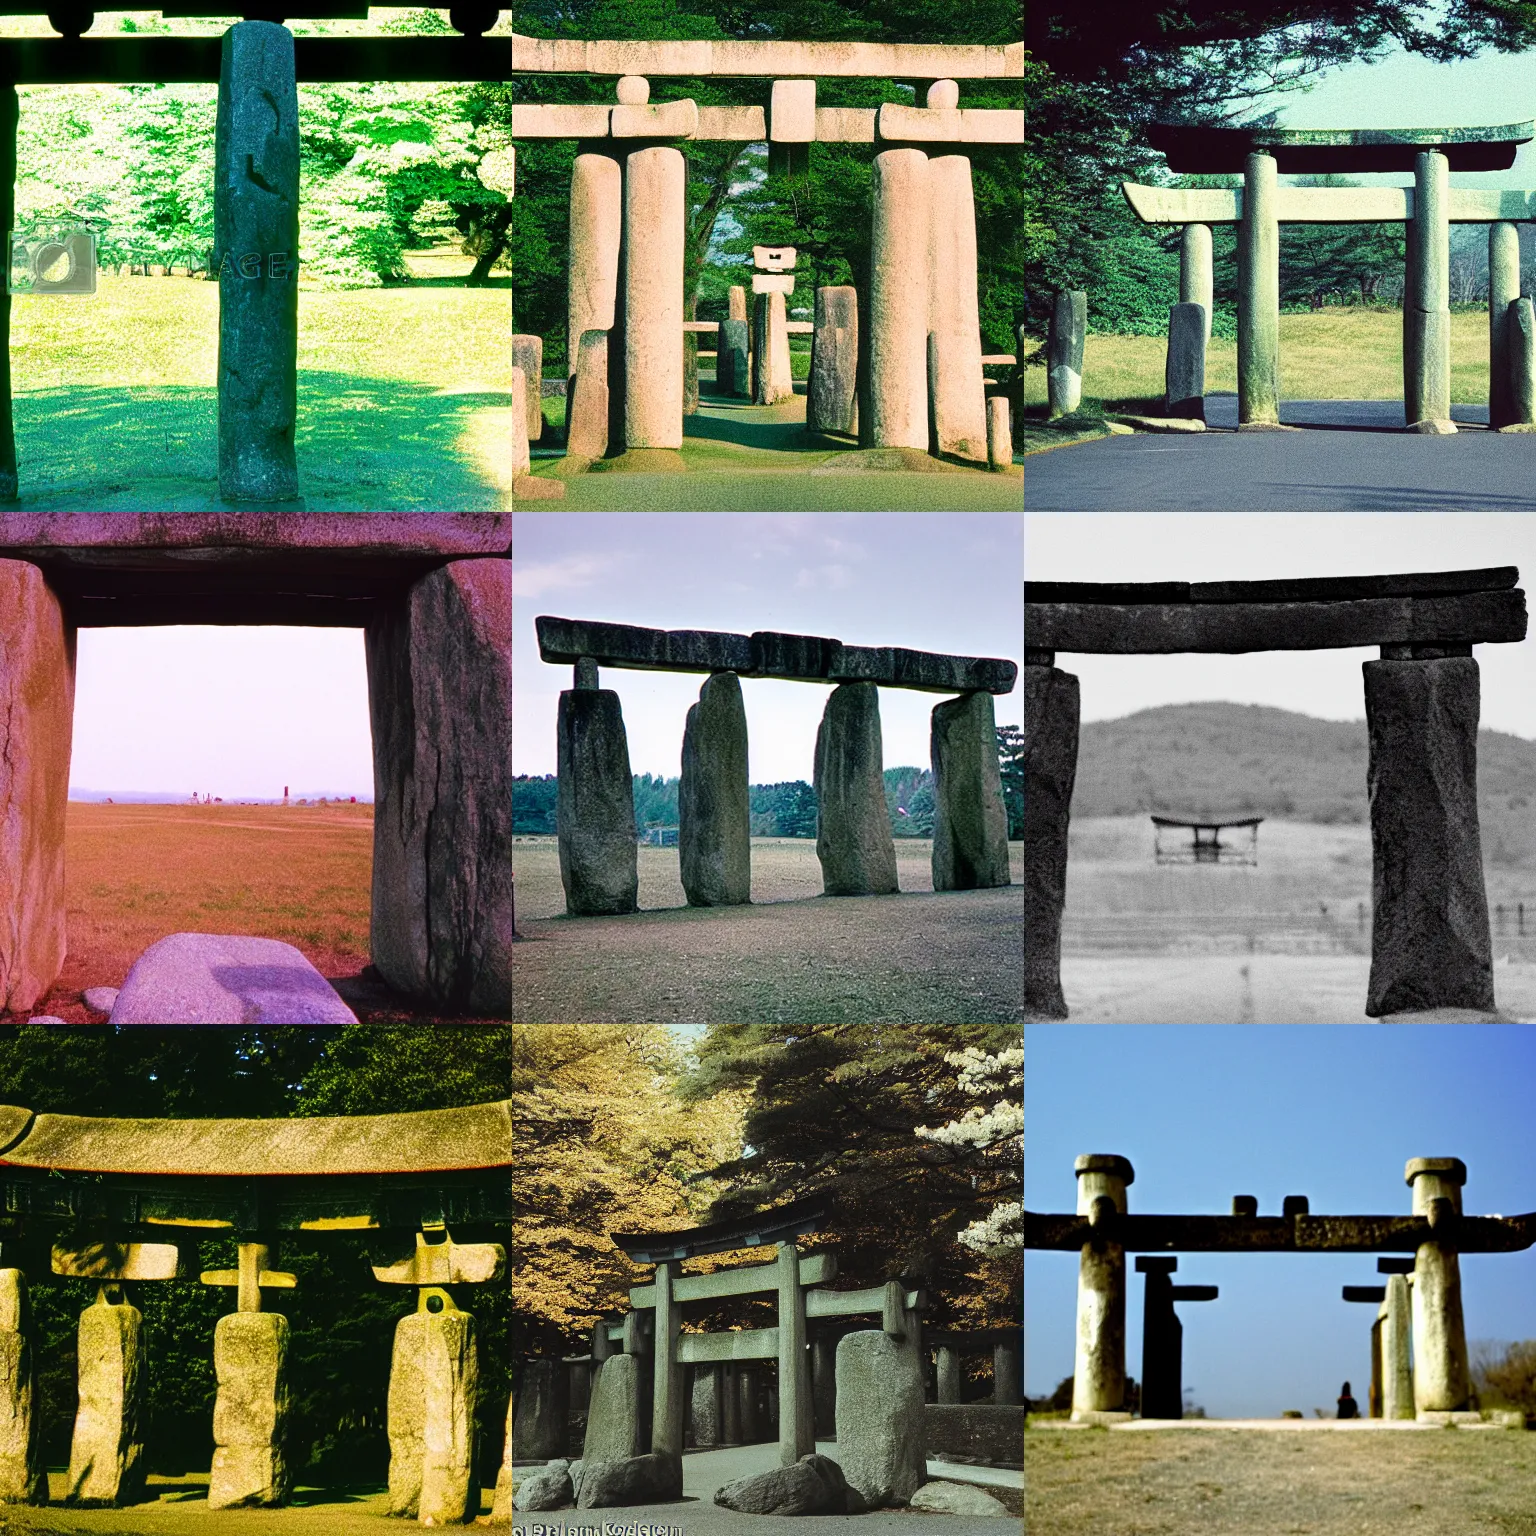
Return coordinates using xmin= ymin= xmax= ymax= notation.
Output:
xmin=1024 ymin=395 xmax=1536 ymax=510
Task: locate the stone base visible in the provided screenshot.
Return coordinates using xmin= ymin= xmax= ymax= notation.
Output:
xmin=1415 ymin=1410 xmax=1483 ymax=1425
xmin=1236 ymin=421 xmax=1301 ymax=431
xmin=207 ymin=1312 xmax=290 ymax=1511
xmin=1407 ymin=418 xmax=1458 ymax=435
xmin=1069 ymin=1410 xmax=1134 ymax=1425
xmin=1111 ymin=413 xmax=1205 ymax=433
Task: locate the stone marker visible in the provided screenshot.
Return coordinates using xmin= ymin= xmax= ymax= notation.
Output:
xmin=566 ymin=329 xmax=611 ymax=459
xmin=583 ymin=1354 xmax=644 ymax=1461
xmin=367 ymin=558 xmax=513 ymax=1013
xmin=1363 ymin=657 xmax=1493 ymax=1016
xmin=1072 ymin=1154 xmax=1134 ymax=1420
xmin=209 ymin=1311 xmax=290 ymax=1508
xmin=0 ymin=1273 xmax=43 ymax=1505
xmin=834 ymin=1331 xmax=925 ymax=1507
xmin=66 ymin=1288 xmax=144 ymax=1507
xmin=869 ymin=148 xmax=932 ymax=449
xmin=492 ymin=1392 xmax=512 ymax=1521
xmin=729 ymin=284 xmax=748 ymax=323
xmin=1046 ymin=290 xmax=1085 ymax=418
xmin=717 ymin=317 xmax=750 ymax=398
xmin=1024 ymin=663 xmax=1078 ymax=1019
xmin=1489 ymin=223 xmax=1520 ymax=430
xmin=1405 ymin=150 xmax=1454 ymax=431
xmin=814 ymin=683 xmax=899 ymax=897
xmin=1512 ymin=297 xmax=1536 ymax=429
xmin=107 ymin=933 xmax=359 ymax=1025
xmin=512 ymin=335 xmax=543 ymax=442
xmin=557 ymin=687 xmax=639 ymax=916
xmin=1382 ymin=1273 xmax=1414 ymax=1419
xmin=808 ymin=285 xmax=858 ymax=435
xmin=927 ymin=154 xmax=988 ymax=460
xmin=567 ymin=151 xmax=622 ymax=379
xmin=931 ymin=691 xmax=1010 ymax=890
xmin=512 ymin=1458 xmax=570 ymax=1513
xmin=1238 ymin=150 xmax=1280 ymax=427
xmin=909 ymin=1480 xmax=1010 ymax=1517
xmin=216 ymin=21 xmax=300 ymax=502
xmin=0 ymin=560 xmax=73 ymax=1016
xmin=690 ymin=1365 xmax=722 ymax=1447
xmin=512 ymin=1358 xmax=569 ymax=1460
xmin=1164 ymin=301 xmax=1206 ymax=420
xmin=986 ymin=395 xmax=1012 ymax=470
xmin=577 ymin=1449 xmax=682 ymax=1509
xmin=1180 ymin=222 xmax=1214 ymax=346
xmin=1407 ymin=1158 xmax=1471 ymax=1414
xmin=715 ymin=1452 xmax=854 ymax=1515
xmin=680 ymin=672 xmax=751 ymax=906
xmin=623 ymin=145 xmax=686 ymax=449
xmin=511 ymin=367 xmax=531 ymax=478
xmin=753 ymin=290 xmax=794 ymax=405
xmin=395 ymin=1295 xmax=479 ymax=1525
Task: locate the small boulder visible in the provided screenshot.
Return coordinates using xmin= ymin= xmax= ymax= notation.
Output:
xmin=909 ymin=1480 xmax=1013 ymax=1517
xmin=82 ymin=987 xmax=118 ymax=1015
xmin=513 ymin=1460 xmax=573 ymax=1513
xmin=576 ymin=1450 xmax=682 ymax=1509
xmin=714 ymin=1453 xmax=853 ymax=1515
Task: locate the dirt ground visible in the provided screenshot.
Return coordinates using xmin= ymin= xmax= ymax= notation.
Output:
xmin=1025 ymin=1424 xmax=1536 ymax=1536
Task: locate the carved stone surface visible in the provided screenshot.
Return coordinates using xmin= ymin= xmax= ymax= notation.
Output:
xmin=66 ymin=1293 xmax=144 ymax=1507
xmin=0 ymin=1273 xmax=44 ymax=1506
xmin=208 ymin=1311 xmax=290 ymax=1509
xmin=814 ymin=683 xmax=898 ymax=897
xmin=388 ymin=1306 xmax=480 ymax=1524
xmin=808 ymin=285 xmax=858 ymax=435
xmin=931 ymin=691 xmax=1010 ymax=891
xmin=1025 ymin=666 xmax=1078 ymax=1019
xmin=566 ymin=328 xmax=611 ymax=460
xmin=679 ymin=672 xmax=751 ymax=907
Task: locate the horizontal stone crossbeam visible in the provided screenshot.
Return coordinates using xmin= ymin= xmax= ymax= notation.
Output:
xmin=1126 ymin=182 xmax=1536 ymax=226
xmin=537 ymin=614 xmax=1018 ymax=693
xmin=1147 ymin=121 xmax=1533 ymax=174
xmin=629 ymin=1252 xmax=836 ymax=1307
xmin=677 ymin=1327 xmax=780 ymax=1363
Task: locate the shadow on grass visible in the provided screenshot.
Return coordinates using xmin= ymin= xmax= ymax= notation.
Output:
xmin=684 ymin=410 xmax=826 ymax=453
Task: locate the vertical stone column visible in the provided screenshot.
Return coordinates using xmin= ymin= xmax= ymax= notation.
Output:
xmin=1489 ymin=222 xmax=1520 ymax=430
xmin=209 ymin=1313 xmax=290 ymax=1508
xmin=1369 ymin=1315 xmax=1383 ymax=1417
xmin=67 ymin=1288 xmax=144 ymax=1507
xmin=721 ymin=1362 xmax=742 ymax=1445
xmin=935 ymin=1345 xmax=960 ymax=1403
xmin=511 ymin=367 xmax=531 ymax=479
xmin=1238 ymin=150 xmax=1280 ymax=427
xmin=1513 ymin=297 xmax=1536 ymax=428
xmin=1180 ymin=222 xmax=1213 ymax=348
xmin=492 ymin=1391 xmax=511 ymax=1522
xmin=810 ymin=1336 xmax=836 ymax=1436
xmin=0 ymin=87 xmax=17 ymax=498
xmin=511 ymin=1358 xmax=567 ymax=1460
xmin=814 ymin=682 xmax=898 ymax=897
xmin=680 ymin=671 xmax=750 ymax=907
xmin=986 ymin=396 xmax=1012 ymax=470
xmin=567 ymin=148 xmax=622 ymax=379
xmin=868 ymin=148 xmax=932 ymax=448
xmin=689 ymin=1364 xmax=722 ymax=1448
xmin=1046 ymin=291 xmax=1085 ymax=418
xmin=1381 ymin=1272 xmax=1415 ymax=1419
xmin=776 ymin=1241 xmax=813 ymax=1464
xmin=215 ymin=20 xmax=299 ymax=501
xmin=1406 ymin=1158 xmax=1471 ymax=1415
xmin=993 ymin=1338 xmax=1021 ymax=1405
xmin=366 ymin=559 xmax=512 ymax=1012
xmin=622 ymin=145 xmax=685 ymax=449
xmin=1406 ymin=150 xmax=1454 ymax=432
xmin=1363 ymin=654 xmax=1493 ymax=1017
xmin=1136 ymin=1256 xmax=1181 ymax=1420
xmin=566 ymin=329 xmax=610 ymax=460
xmin=0 ymin=560 xmax=74 ymax=1016
xmin=738 ymin=1366 xmax=760 ymax=1443
xmin=1071 ymin=1154 xmax=1134 ymax=1422
xmin=651 ymin=1260 xmax=683 ymax=1458
xmin=1164 ymin=302 xmax=1207 ymax=421
xmin=1025 ymin=657 xmax=1078 ymax=1020
xmin=0 ymin=1272 xmax=43 ymax=1505
xmin=808 ymin=285 xmax=858 ymax=435
xmin=931 ymin=690 xmax=1010 ymax=890
xmin=753 ymin=290 xmax=794 ymax=405
xmin=927 ymin=153 xmax=988 ymax=461
xmin=512 ymin=335 xmax=543 ymax=442
xmin=718 ymin=317 xmax=750 ymax=399
xmin=555 ymin=661 xmax=638 ymax=917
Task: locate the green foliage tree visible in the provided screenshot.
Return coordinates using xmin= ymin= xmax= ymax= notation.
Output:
xmin=998 ymin=723 xmax=1023 ymax=838
xmin=751 ymin=779 xmax=818 ymax=838
xmin=883 ymin=765 xmax=934 ymax=837
xmin=513 ymin=774 xmax=559 ymax=834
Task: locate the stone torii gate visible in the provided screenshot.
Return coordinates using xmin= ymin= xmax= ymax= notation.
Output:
xmin=1024 ymin=567 xmax=1528 ymax=1020
xmin=537 ymin=614 xmax=1016 ymax=915
xmin=1027 ymin=1153 xmax=1510 ymax=1424
xmin=1124 ymin=123 xmax=1536 ymax=431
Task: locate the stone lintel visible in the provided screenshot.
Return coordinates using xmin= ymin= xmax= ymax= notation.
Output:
xmin=1343 ymin=1285 xmax=1388 ymax=1303
xmin=1148 ymin=121 xmax=1533 ymax=174
xmin=1125 ymin=182 xmax=1536 ymax=226
xmin=877 ymin=102 xmax=1023 ymax=144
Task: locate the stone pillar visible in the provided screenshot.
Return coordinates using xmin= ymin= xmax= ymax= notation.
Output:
xmin=1025 ymin=659 xmax=1078 ymax=1020
xmin=1513 ymin=297 xmax=1536 ymax=428
xmin=366 ymin=558 xmax=512 ymax=1012
xmin=1071 ymin=1154 xmax=1134 ymax=1421
xmin=512 ymin=334 xmax=543 ymax=442
xmin=556 ymin=678 xmax=638 ymax=917
xmin=1363 ymin=655 xmax=1493 ymax=1017
xmin=738 ymin=1366 xmax=759 ymax=1443
xmin=1047 ymin=291 xmax=1086 ymax=418
xmin=1489 ymin=223 xmax=1520 ymax=430
xmin=209 ymin=1311 xmax=290 ymax=1509
xmin=511 ymin=1358 xmax=568 ymax=1460
xmin=1406 ymin=150 xmax=1453 ymax=432
xmin=566 ymin=328 xmax=610 ymax=460
xmin=834 ymin=1330 xmax=926 ymax=1507
xmin=582 ymin=1353 xmax=644 ymax=1461
xmin=0 ymin=87 xmax=17 ymax=498
xmin=717 ymin=317 xmax=750 ymax=398
xmin=753 ymin=290 xmax=793 ymax=405
xmin=935 ymin=1345 xmax=961 ymax=1404
xmin=1180 ymin=222 xmax=1213 ymax=347
xmin=215 ymin=20 xmax=299 ymax=501
xmin=814 ymin=682 xmax=898 ymax=896
xmin=622 ymin=145 xmax=685 ymax=449
xmin=1382 ymin=1273 xmax=1414 ymax=1419
xmin=1237 ymin=150 xmax=1280 ymax=427
xmin=680 ymin=671 xmax=750 ymax=907
xmin=567 ymin=149 xmax=622 ymax=379
xmin=931 ymin=690 xmax=1010 ymax=890
xmin=808 ymin=284 xmax=858 ymax=435
xmin=729 ymin=284 xmax=748 ymax=323
xmin=1165 ymin=301 xmax=1206 ymax=421
xmin=721 ymin=1362 xmax=742 ymax=1445
xmin=927 ymin=154 xmax=988 ymax=461
xmin=868 ymin=147 xmax=932 ymax=448
xmin=777 ymin=1240 xmax=813 ymax=1465
xmin=0 ymin=1272 xmax=43 ymax=1505
xmin=1369 ymin=1315 xmax=1384 ymax=1417
xmin=689 ymin=1364 xmax=722 ymax=1448
xmin=511 ymin=367 xmax=531 ymax=479
xmin=811 ymin=1336 xmax=836 ymax=1436
xmin=66 ymin=1288 xmax=144 ymax=1507
xmin=986 ymin=396 xmax=1013 ymax=470
xmin=491 ymin=1391 xmax=511 ymax=1522
xmin=993 ymin=1339 xmax=1021 ymax=1405
xmin=1407 ymin=1158 xmax=1471 ymax=1415
xmin=387 ymin=1292 xmax=480 ymax=1524
xmin=651 ymin=1260 xmax=683 ymax=1458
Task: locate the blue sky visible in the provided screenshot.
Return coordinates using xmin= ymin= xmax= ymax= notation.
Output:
xmin=1024 ymin=1026 xmax=1536 ymax=1418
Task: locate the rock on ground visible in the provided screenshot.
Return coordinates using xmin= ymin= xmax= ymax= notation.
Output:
xmin=107 ymin=934 xmax=359 ymax=1025
xmin=835 ymin=1330 xmax=927 ymax=1507
xmin=512 ymin=1459 xmax=572 ymax=1513
xmin=714 ymin=1452 xmax=855 ymax=1515
xmin=576 ymin=1450 xmax=683 ymax=1509
xmin=82 ymin=988 xmax=118 ymax=1015
xmin=909 ymin=1479 xmax=1013 ymax=1516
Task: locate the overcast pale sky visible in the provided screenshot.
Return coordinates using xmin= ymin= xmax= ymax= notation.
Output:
xmin=1025 ymin=512 xmax=1536 ymax=738
xmin=512 ymin=512 xmax=1023 ymax=781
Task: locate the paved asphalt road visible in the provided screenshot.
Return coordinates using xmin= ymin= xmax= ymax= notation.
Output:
xmin=1025 ymin=395 xmax=1536 ymax=510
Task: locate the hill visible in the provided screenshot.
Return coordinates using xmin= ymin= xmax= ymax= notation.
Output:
xmin=1073 ymin=703 xmax=1536 ymax=867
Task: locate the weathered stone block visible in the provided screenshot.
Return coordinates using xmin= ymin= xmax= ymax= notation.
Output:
xmin=986 ymin=395 xmax=1012 ymax=470
xmin=215 ymin=21 xmax=299 ymax=502
xmin=556 ymin=689 xmax=638 ymax=917
xmin=512 ymin=336 xmax=543 ymax=442
xmin=0 ymin=560 xmax=73 ymax=1015
xmin=366 ymin=558 xmax=512 ymax=1013
xmin=567 ymin=153 xmax=622 ymax=382
xmin=769 ymin=79 xmax=816 ymax=142
xmin=1047 ymin=290 xmax=1085 ymax=418
xmin=1025 ymin=665 xmax=1079 ymax=1019
xmin=909 ymin=1480 xmax=1010 ymax=1516
xmin=1489 ymin=224 xmax=1520 ymax=429
xmin=689 ymin=1365 xmax=721 ymax=1448
xmin=421 ymin=1309 xmax=479 ymax=1525
xmin=66 ymin=1294 xmax=144 ymax=1507
xmin=1404 ymin=306 xmax=1454 ymax=430
xmin=753 ymin=290 xmax=794 ymax=404
xmin=834 ymin=1331 xmax=925 ymax=1507
xmin=715 ymin=1453 xmax=853 ymax=1515
xmin=566 ymin=329 xmax=611 ymax=460
xmin=680 ymin=672 xmax=751 ymax=907
xmin=1364 ymin=657 xmax=1493 ymax=1016
xmin=728 ymin=285 xmax=747 ymax=322
xmin=814 ymin=682 xmax=899 ymax=897
xmin=583 ymin=1354 xmax=644 ymax=1462
xmin=208 ymin=1311 xmax=289 ymax=1510
xmin=387 ymin=1310 xmax=425 ymax=1517
xmin=577 ymin=1449 xmax=682 ymax=1509
xmin=931 ymin=691 xmax=1010 ymax=891
xmin=512 ymin=1458 xmax=570 ymax=1513
xmin=511 ymin=368 xmax=531 ymax=478
xmin=1512 ymin=298 xmax=1536 ymax=427
xmin=512 ymin=1358 xmax=568 ymax=1461
xmin=492 ymin=1391 xmax=512 ymax=1522
xmin=716 ymin=318 xmax=750 ymax=398
xmin=808 ymin=285 xmax=858 ymax=435
xmin=1164 ymin=301 xmax=1206 ymax=420
xmin=0 ymin=1274 xmax=43 ymax=1506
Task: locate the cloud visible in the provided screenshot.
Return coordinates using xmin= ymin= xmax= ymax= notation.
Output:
xmin=793 ymin=563 xmax=852 ymax=591
xmin=512 ymin=553 xmax=617 ymax=600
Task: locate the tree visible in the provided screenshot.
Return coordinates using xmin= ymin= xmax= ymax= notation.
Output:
xmin=998 ymin=724 xmax=1023 ymax=838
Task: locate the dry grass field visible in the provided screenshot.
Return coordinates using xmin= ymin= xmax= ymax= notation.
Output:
xmin=1026 ymin=1423 xmax=1536 ymax=1536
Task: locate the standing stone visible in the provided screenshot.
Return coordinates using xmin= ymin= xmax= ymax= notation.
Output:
xmin=367 ymin=559 xmax=512 ymax=1014
xmin=1072 ymin=1154 xmax=1134 ymax=1420
xmin=1025 ymin=664 xmax=1079 ymax=1019
xmin=869 ymin=148 xmax=932 ymax=448
xmin=1363 ymin=657 xmax=1493 ymax=1016
xmin=833 ymin=1331 xmax=925 ymax=1507
xmin=491 ymin=1393 xmax=512 ymax=1522
xmin=684 ymin=329 xmax=699 ymax=415
xmin=1489 ymin=224 xmax=1520 ymax=429
xmin=1405 ymin=150 xmax=1454 ymax=431
xmin=511 ymin=367 xmax=531 ymax=478
xmin=814 ymin=683 xmax=898 ymax=897
xmin=986 ymin=396 xmax=1012 ymax=470
xmin=566 ymin=329 xmax=610 ymax=460
xmin=811 ymin=1338 xmax=836 ymax=1436
xmin=67 ymin=1291 xmax=144 ymax=1507
xmin=1046 ymin=291 xmax=1085 ymax=418
xmin=680 ymin=671 xmax=750 ymax=907
xmin=622 ymin=145 xmax=686 ymax=449
xmin=717 ymin=318 xmax=750 ymax=398
xmin=1513 ymin=298 xmax=1536 ymax=428
xmin=753 ymin=291 xmax=794 ymax=405
xmin=0 ymin=560 xmax=74 ymax=1016
xmin=512 ymin=335 xmax=543 ymax=442
xmin=729 ymin=284 xmax=748 ymax=323
xmin=690 ymin=1365 xmax=722 ymax=1448
xmin=1382 ymin=1274 xmax=1414 ymax=1419
xmin=583 ymin=1354 xmax=644 ymax=1462
xmin=388 ymin=1299 xmax=480 ymax=1523
xmin=556 ymin=687 xmax=638 ymax=917
xmin=721 ymin=1363 xmax=741 ymax=1444
xmin=215 ymin=21 xmax=299 ymax=501
xmin=808 ymin=286 xmax=858 ymax=435
xmin=1238 ymin=150 xmax=1280 ymax=426
xmin=1180 ymin=222 xmax=1214 ymax=347
xmin=931 ymin=691 xmax=1010 ymax=891
xmin=567 ymin=150 xmax=622 ymax=378
xmin=512 ymin=1358 xmax=569 ymax=1461
xmin=935 ymin=1345 xmax=960 ymax=1404
xmin=926 ymin=155 xmax=988 ymax=461
xmin=0 ymin=1273 xmax=42 ymax=1506
xmin=1164 ymin=301 xmax=1206 ymax=420
xmin=387 ymin=1308 xmax=425 ymax=1516
xmin=1407 ymin=1158 xmax=1471 ymax=1413
xmin=738 ymin=1367 xmax=761 ymax=1443
xmin=993 ymin=1340 xmax=1021 ymax=1405
xmin=209 ymin=1312 xmax=290 ymax=1509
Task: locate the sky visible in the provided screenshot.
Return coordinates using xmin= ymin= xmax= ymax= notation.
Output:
xmin=1024 ymin=1025 xmax=1536 ymax=1418
xmin=69 ymin=627 xmax=375 ymax=800
xmin=1024 ymin=512 xmax=1536 ymax=736
xmin=511 ymin=512 xmax=1023 ymax=782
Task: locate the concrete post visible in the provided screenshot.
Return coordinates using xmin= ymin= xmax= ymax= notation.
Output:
xmin=567 ymin=149 xmax=622 ymax=378
xmin=67 ymin=1288 xmax=144 ymax=1507
xmin=814 ymin=682 xmax=899 ymax=897
xmin=1382 ymin=1273 xmax=1415 ymax=1419
xmin=927 ymin=153 xmax=988 ymax=461
xmin=1238 ymin=150 xmax=1280 ymax=426
xmin=680 ymin=671 xmax=751 ymax=907
xmin=931 ymin=690 xmax=1010 ymax=890
xmin=1363 ymin=656 xmax=1494 ymax=1017
xmin=1405 ymin=150 xmax=1454 ymax=432
xmin=811 ymin=1336 xmax=836 ymax=1435
xmin=1072 ymin=1154 xmax=1134 ymax=1421
xmin=623 ymin=145 xmax=686 ymax=449
xmin=1180 ymin=222 xmax=1213 ymax=347
xmin=1046 ymin=291 xmax=1085 ymax=418
xmin=0 ymin=1272 xmax=43 ymax=1505
xmin=777 ymin=1240 xmax=814 ymax=1464
xmin=1514 ymin=298 xmax=1536 ymax=428
xmin=1489 ymin=222 xmax=1520 ymax=430
xmin=556 ymin=686 xmax=638 ymax=917
xmin=935 ymin=1345 xmax=961 ymax=1404
xmin=993 ymin=1339 xmax=1021 ymax=1405
xmin=1165 ymin=302 xmax=1207 ymax=421
xmin=1407 ymin=1158 xmax=1472 ymax=1415
xmin=1025 ymin=659 xmax=1078 ymax=1019
xmin=651 ymin=1260 xmax=683 ymax=1458
xmin=808 ymin=284 xmax=858 ymax=435
xmin=869 ymin=147 xmax=932 ymax=448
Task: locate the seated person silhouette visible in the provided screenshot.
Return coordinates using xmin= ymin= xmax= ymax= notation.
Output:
xmin=1336 ymin=1381 xmax=1359 ymax=1420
